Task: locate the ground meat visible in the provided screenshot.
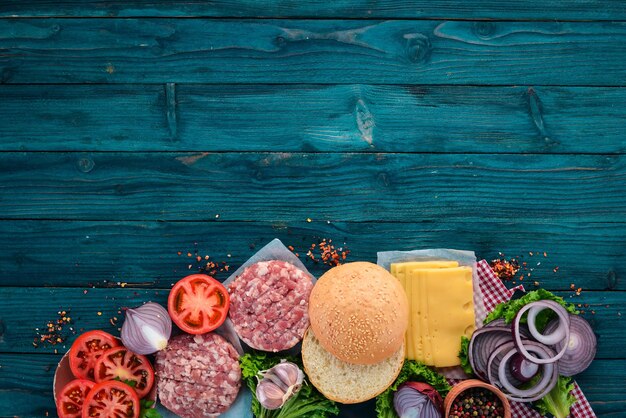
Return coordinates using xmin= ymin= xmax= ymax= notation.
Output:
xmin=228 ymin=260 xmax=313 ymax=352
xmin=155 ymin=333 xmax=241 ymax=418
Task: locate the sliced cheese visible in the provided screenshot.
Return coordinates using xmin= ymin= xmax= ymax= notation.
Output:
xmin=391 ymin=262 xmax=475 ymax=368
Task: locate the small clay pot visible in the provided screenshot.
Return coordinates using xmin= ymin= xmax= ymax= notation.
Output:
xmin=444 ymin=379 xmax=511 ymax=418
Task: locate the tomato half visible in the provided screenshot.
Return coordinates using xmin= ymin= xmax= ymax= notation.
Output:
xmin=82 ymin=380 xmax=140 ymax=418
xmin=56 ymin=379 xmax=95 ymax=418
xmin=94 ymin=346 xmax=154 ymax=399
xmin=168 ymin=274 xmax=229 ymax=334
xmin=69 ymin=330 xmax=120 ymax=380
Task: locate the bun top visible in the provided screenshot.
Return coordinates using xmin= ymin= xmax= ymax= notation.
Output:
xmin=308 ymin=261 xmax=409 ymax=365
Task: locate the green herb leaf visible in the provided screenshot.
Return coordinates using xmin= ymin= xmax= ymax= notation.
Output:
xmin=239 ymin=352 xmax=339 ymax=418
xmin=139 ymin=399 xmax=162 ymax=418
xmin=484 ymin=289 xmax=578 ymax=329
xmin=113 ymin=376 xmax=138 ymax=388
xmin=375 ymin=360 xmax=451 ymax=418
xmin=458 ymin=335 xmax=474 ymax=377
xmin=533 ymin=376 xmax=576 ymax=418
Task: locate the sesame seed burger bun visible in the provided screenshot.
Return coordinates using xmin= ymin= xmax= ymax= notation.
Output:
xmin=308 ymin=261 xmax=409 ymax=365
xmin=302 ymin=327 xmax=405 ymax=404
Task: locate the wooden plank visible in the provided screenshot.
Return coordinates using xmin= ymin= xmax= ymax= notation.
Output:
xmin=1 ymin=19 xmax=626 ymax=85
xmin=0 ymin=152 xmax=625 ymax=223
xmin=0 ymin=220 xmax=623 ymax=290
xmin=2 ymin=84 xmax=626 ymax=153
xmin=0 ymin=287 xmax=621 ymax=357
xmin=1 ymin=0 xmax=626 ymax=20
xmin=0 ymin=354 xmax=623 ymax=417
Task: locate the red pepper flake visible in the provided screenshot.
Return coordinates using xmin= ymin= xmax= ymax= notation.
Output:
xmin=489 ymin=258 xmax=520 ymax=281
xmin=177 ymin=251 xmax=182 ymax=256
xmin=543 ymin=252 xmax=547 ymax=257
xmin=288 ymin=245 xmax=295 ymax=251
xmin=187 ymin=252 xmax=192 ymax=257
xmin=196 ymin=256 xmax=202 ymax=262
xmin=33 ymin=310 xmax=74 ymax=348
xmin=553 ymin=266 xmax=560 ymax=273
xmin=570 ymin=283 xmax=576 ymax=290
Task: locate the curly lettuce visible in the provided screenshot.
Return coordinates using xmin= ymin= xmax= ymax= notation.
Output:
xmin=458 ymin=335 xmax=474 ymax=376
xmin=533 ymin=376 xmax=577 ymax=418
xmin=484 ymin=289 xmax=578 ymax=330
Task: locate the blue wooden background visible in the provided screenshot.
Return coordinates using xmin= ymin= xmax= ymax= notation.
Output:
xmin=0 ymin=1 xmax=625 ymax=417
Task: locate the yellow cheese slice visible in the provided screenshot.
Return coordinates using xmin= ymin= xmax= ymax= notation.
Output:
xmin=390 ymin=260 xmax=471 ymax=367
xmin=415 ymin=267 xmax=475 ymax=367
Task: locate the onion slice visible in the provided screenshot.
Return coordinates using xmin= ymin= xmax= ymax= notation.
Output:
xmin=487 ymin=341 xmax=558 ymax=403
xmin=545 ymin=314 xmax=597 ymax=376
xmin=509 ymin=353 xmax=539 ymax=382
xmin=513 ymin=300 xmax=570 ymax=364
xmin=527 ymin=304 xmax=568 ymax=345
xmin=469 ymin=327 xmax=516 ymax=380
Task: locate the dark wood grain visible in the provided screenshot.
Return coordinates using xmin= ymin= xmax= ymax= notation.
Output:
xmin=0 ymin=353 xmax=623 ymax=417
xmin=0 ymin=287 xmax=620 ymax=357
xmin=2 ymin=84 xmax=626 ymax=153
xmin=1 ymin=152 xmax=624 ymax=222
xmin=2 ymin=0 xmax=626 ymax=20
xmin=0 ymin=220 xmax=623 ymax=290
xmin=2 ymin=19 xmax=626 ymax=85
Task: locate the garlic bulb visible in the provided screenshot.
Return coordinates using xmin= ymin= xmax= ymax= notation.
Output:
xmin=256 ymin=361 xmax=304 ymax=410
xmin=121 ymin=302 xmax=172 ymax=355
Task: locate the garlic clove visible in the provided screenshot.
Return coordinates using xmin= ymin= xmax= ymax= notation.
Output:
xmin=257 ymin=380 xmax=287 ymax=410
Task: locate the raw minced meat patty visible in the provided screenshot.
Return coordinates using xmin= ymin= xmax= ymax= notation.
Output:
xmin=155 ymin=333 xmax=241 ymax=418
xmin=228 ymin=260 xmax=313 ymax=352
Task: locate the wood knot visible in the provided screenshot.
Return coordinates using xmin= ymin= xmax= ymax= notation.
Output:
xmin=77 ymin=157 xmax=95 ymax=173
xmin=274 ymin=36 xmax=287 ymax=48
xmin=606 ymin=270 xmax=617 ymax=290
xmin=403 ymin=33 xmax=431 ymax=64
xmin=473 ymin=22 xmax=496 ymax=39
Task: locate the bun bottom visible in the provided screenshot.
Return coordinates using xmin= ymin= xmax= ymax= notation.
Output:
xmin=301 ymin=327 xmax=405 ymax=404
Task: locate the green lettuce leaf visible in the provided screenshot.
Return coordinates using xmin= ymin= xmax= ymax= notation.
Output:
xmin=484 ymin=289 xmax=578 ymax=330
xmin=239 ymin=352 xmax=339 ymax=418
xmin=458 ymin=335 xmax=473 ymax=376
xmin=375 ymin=360 xmax=451 ymax=418
xmin=533 ymin=376 xmax=577 ymax=418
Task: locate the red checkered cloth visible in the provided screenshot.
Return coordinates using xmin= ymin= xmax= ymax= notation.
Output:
xmin=449 ymin=260 xmax=596 ymax=418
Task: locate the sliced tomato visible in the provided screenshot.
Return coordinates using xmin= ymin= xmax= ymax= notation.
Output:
xmin=168 ymin=274 xmax=230 ymax=334
xmin=56 ymin=379 xmax=95 ymax=418
xmin=94 ymin=346 xmax=154 ymax=399
xmin=82 ymin=380 xmax=139 ymax=418
xmin=69 ymin=330 xmax=120 ymax=380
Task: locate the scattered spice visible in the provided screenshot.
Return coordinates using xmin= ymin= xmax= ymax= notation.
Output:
xmin=489 ymin=258 xmax=520 ymax=281
xmin=33 ymin=310 xmax=74 ymax=348
xmin=289 ymin=238 xmax=350 ymax=268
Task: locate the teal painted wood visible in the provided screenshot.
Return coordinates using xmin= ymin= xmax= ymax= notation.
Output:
xmin=2 ymin=84 xmax=626 ymax=153
xmin=0 ymin=287 xmax=620 ymax=357
xmin=0 ymin=354 xmax=623 ymax=418
xmin=0 ymin=220 xmax=623 ymax=290
xmin=1 ymin=152 xmax=624 ymax=222
xmin=2 ymin=20 xmax=626 ymax=85
xmin=2 ymin=0 xmax=626 ymax=20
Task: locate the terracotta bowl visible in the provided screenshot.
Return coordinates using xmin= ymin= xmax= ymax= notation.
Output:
xmin=444 ymin=379 xmax=511 ymax=418
xmin=53 ymin=341 xmax=158 ymax=409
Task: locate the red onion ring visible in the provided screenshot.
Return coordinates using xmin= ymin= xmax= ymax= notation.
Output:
xmin=487 ymin=341 xmax=558 ymax=403
xmin=527 ymin=304 xmax=567 ymax=345
xmin=513 ymin=300 xmax=570 ymax=364
xmin=468 ymin=327 xmax=517 ymax=380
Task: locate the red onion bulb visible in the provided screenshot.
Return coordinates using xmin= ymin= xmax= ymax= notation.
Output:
xmin=121 ymin=302 xmax=172 ymax=355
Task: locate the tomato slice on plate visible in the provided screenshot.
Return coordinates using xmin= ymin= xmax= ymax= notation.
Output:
xmin=56 ymin=379 xmax=95 ymax=418
xmin=69 ymin=330 xmax=120 ymax=380
xmin=168 ymin=274 xmax=229 ymax=334
xmin=82 ymin=380 xmax=140 ymax=418
xmin=94 ymin=346 xmax=154 ymax=399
